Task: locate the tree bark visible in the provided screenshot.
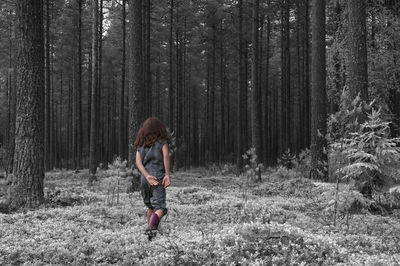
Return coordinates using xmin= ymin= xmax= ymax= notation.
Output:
xmin=168 ymin=0 xmax=174 ymax=131
xmin=76 ymin=0 xmax=83 ymax=169
xmin=6 ymin=18 xmax=16 ymax=176
xmin=280 ymin=0 xmax=291 ymax=155
xmin=236 ymin=0 xmax=246 ymax=172
xmin=89 ymin=0 xmax=99 ymax=179
xmin=145 ymin=0 xmax=152 ymax=116
xmin=119 ymin=0 xmax=127 ymax=159
xmin=9 ymin=0 xmax=45 ymax=210
xmin=45 ymin=0 xmax=51 ymax=171
xmin=128 ymin=0 xmax=143 ymax=167
xmin=310 ymin=0 xmax=328 ymax=180
xmin=251 ymin=0 xmax=263 ymax=178
xmin=347 ymin=0 xmax=368 ymax=100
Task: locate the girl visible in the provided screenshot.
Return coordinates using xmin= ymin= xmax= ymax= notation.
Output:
xmin=134 ymin=117 xmax=170 ymax=237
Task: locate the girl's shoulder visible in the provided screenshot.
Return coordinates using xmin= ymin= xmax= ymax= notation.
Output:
xmin=156 ymin=138 xmax=168 ymax=146
xmin=156 ymin=139 xmax=168 ymax=147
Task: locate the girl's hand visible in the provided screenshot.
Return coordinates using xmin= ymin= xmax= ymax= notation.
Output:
xmin=146 ymin=175 xmax=159 ymax=186
xmin=162 ymin=175 xmax=170 ymax=188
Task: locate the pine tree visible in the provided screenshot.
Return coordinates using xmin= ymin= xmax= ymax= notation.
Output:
xmin=9 ymin=0 xmax=45 ymax=209
xmin=310 ymin=0 xmax=328 ymax=180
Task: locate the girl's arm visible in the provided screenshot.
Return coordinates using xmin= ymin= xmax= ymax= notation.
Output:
xmin=136 ymin=151 xmax=158 ymax=186
xmin=162 ymin=143 xmax=170 ymax=188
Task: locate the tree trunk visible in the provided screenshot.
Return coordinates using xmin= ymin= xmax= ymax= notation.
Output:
xmin=45 ymin=0 xmax=51 ymax=171
xmin=87 ymin=50 xmax=92 ymax=150
xmin=128 ymin=0 xmax=143 ymax=168
xmin=89 ymin=0 xmax=99 ymax=179
xmin=347 ymin=0 xmax=368 ymax=100
xmin=280 ymin=0 xmax=291 ymax=155
xmin=76 ymin=0 xmax=83 ymax=169
xmin=6 ymin=22 xmax=16 ymax=176
xmin=251 ymin=0 xmax=263 ymax=179
xmin=310 ymin=0 xmax=328 ymax=180
xmin=264 ymin=11 xmax=271 ymax=165
xmin=145 ymin=0 xmax=152 ymax=116
xmin=98 ymin=0 xmax=104 ymax=165
xmin=168 ymin=0 xmax=174 ymax=131
xmin=236 ymin=0 xmax=246 ymax=172
xmin=9 ymin=0 xmax=45 ymax=210
xmin=119 ymin=0 xmax=127 ymax=159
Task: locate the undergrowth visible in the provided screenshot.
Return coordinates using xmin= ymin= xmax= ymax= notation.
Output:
xmin=0 ymin=167 xmax=400 ymax=265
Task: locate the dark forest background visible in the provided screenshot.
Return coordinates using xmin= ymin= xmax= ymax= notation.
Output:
xmin=1 ymin=2 xmax=400 ymax=262
xmin=1 ymin=0 xmax=400 ymax=208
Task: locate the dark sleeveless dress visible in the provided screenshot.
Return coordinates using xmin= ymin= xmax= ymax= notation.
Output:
xmin=138 ymin=139 xmax=168 ymax=214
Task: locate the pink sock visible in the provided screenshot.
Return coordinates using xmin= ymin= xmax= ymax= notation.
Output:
xmin=149 ymin=213 xmax=160 ymax=229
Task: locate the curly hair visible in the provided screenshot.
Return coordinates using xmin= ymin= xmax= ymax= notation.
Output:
xmin=134 ymin=117 xmax=170 ymax=147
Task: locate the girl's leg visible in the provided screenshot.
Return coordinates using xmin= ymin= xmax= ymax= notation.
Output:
xmin=149 ymin=209 xmax=163 ymax=229
xmin=155 ymin=209 xmax=164 ymax=219
xmin=148 ymin=182 xmax=167 ymax=229
xmin=147 ymin=208 xmax=154 ymax=224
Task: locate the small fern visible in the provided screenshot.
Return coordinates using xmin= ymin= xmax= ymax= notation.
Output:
xmin=242 ymin=147 xmax=263 ymax=182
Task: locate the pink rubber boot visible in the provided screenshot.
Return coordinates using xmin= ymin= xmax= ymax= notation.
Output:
xmin=148 ymin=213 xmax=160 ymax=230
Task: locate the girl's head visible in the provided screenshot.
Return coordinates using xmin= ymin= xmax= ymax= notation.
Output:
xmin=134 ymin=117 xmax=170 ymax=147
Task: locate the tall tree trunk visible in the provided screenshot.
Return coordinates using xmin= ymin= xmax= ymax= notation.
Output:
xmin=304 ymin=0 xmax=311 ymax=149
xmin=220 ymin=39 xmax=225 ymax=163
xmin=9 ymin=0 xmax=45 ymax=210
xmin=89 ymin=0 xmax=99 ymax=179
xmin=208 ymin=12 xmax=216 ymax=164
xmin=236 ymin=0 xmax=246 ymax=172
xmin=347 ymin=0 xmax=368 ymax=100
xmin=251 ymin=0 xmax=263 ymax=180
xmin=264 ymin=11 xmax=271 ymax=165
xmin=280 ymin=0 xmax=291 ymax=155
xmin=58 ymin=72 xmax=63 ymax=168
xmin=155 ymin=48 xmax=161 ymax=118
xmin=145 ymin=0 xmax=152 ymax=116
xmin=68 ymin=79 xmax=72 ymax=168
xmin=98 ymin=0 xmax=104 ymax=165
xmin=310 ymin=0 xmax=328 ymax=181
xmin=119 ymin=0 xmax=127 ymax=159
xmin=6 ymin=13 xmax=16 ymax=176
xmin=331 ymin=1 xmax=342 ymax=115
xmin=168 ymin=0 xmax=174 ymax=131
xmin=76 ymin=0 xmax=83 ymax=169
xmin=128 ymin=0 xmax=143 ymax=168
xmin=45 ymin=0 xmax=51 ymax=171
xmin=87 ymin=50 xmax=92 ymax=151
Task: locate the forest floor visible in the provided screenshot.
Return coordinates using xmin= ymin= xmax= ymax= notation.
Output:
xmin=1 ymin=167 xmax=400 ymax=265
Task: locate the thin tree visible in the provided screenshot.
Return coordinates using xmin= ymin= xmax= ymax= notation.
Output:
xmin=98 ymin=0 xmax=104 ymax=164
xmin=168 ymin=0 xmax=174 ymax=131
xmin=251 ymin=0 xmax=263 ymax=180
xmin=280 ymin=0 xmax=291 ymax=154
xmin=310 ymin=0 xmax=328 ymax=180
xmin=8 ymin=0 xmax=45 ymax=209
xmin=45 ymin=0 xmax=51 ymax=170
xmin=119 ymin=0 xmax=127 ymax=159
xmin=128 ymin=0 xmax=143 ymax=167
xmin=89 ymin=0 xmax=99 ymax=181
xmin=77 ymin=0 xmax=83 ymax=169
xmin=145 ymin=0 xmax=152 ymax=116
xmin=6 ymin=12 xmax=16 ymax=176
